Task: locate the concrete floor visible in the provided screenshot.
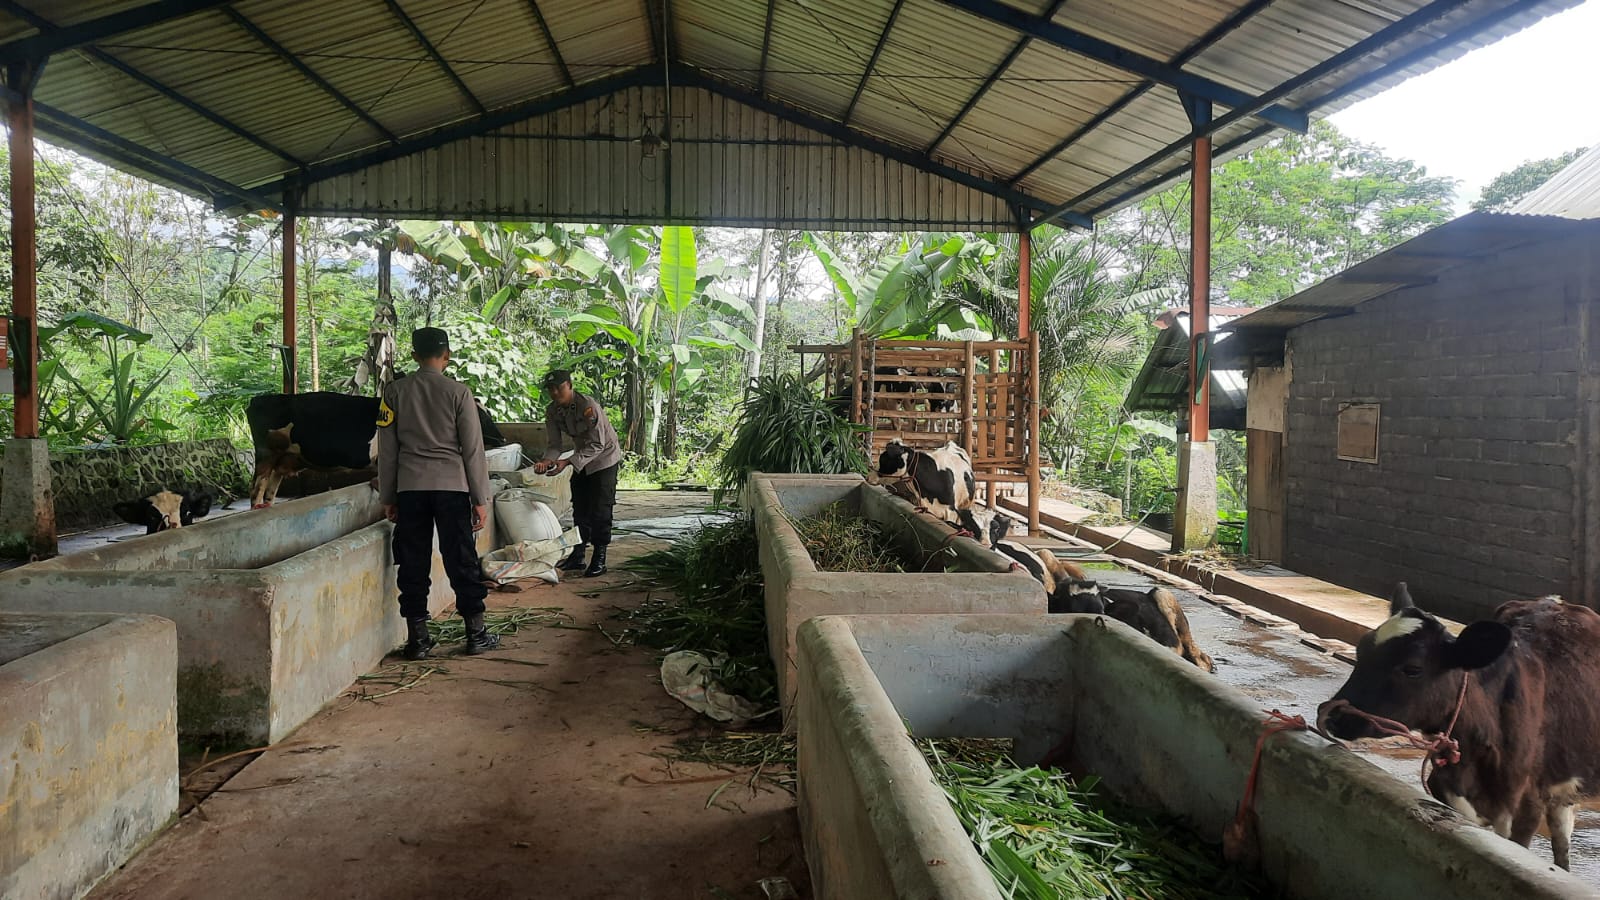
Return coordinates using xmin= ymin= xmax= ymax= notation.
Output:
xmin=1077 ymin=559 xmax=1600 ymax=883
xmin=88 ymin=490 xmax=808 ymax=900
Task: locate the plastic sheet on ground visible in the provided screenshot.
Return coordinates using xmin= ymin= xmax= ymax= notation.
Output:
xmin=479 ymin=527 xmax=581 ymax=585
xmin=660 ymin=650 xmax=764 ymax=724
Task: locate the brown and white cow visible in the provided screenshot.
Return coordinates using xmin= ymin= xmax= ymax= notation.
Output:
xmin=1059 ymin=581 xmax=1215 ymax=672
xmin=1317 ymin=583 xmax=1600 ymax=870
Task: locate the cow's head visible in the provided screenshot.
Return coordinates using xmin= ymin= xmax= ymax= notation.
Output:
xmin=956 ymin=506 xmax=1013 ymax=548
xmin=114 ymin=490 xmax=186 ymax=533
xmin=878 ymin=439 xmax=911 ymax=478
xmin=181 ymin=491 xmax=213 ymax=524
xmin=1317 ymin=582 xmax=1512 ymax=740
xmin=1049 ymin=579 xmax=1106 ymax=615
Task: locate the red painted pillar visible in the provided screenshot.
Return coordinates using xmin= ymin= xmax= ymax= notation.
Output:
xmin=1189 ymin=135 xmax=1211 ymax=442
xmin=282 ymin=208 xmax=297 ymax=394
xmin=9 ymin=79 xmax=37 ymax=438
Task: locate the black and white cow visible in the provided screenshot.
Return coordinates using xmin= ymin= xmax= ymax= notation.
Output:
xmin=246 ymin=390 xmax=506 ymax=507
xmin=957 ymin=506 xmax=1089 ymax=598
xmin=113 ymin=489 xmax=213 ymax=534
xmin=1317 ymin=584 xmax=1600 ymax=870
xmin=878 ymin=438 xmax=974 ymax=525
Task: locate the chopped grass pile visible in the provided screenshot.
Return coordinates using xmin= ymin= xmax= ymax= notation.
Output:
xmin=621 ymin=516 xmax=776 ymax=706
xmin=924 ymin=742 xmax=1268 ymax=899
xmin=791 ymin=504 xmax=905 ymax=573
xmin=657 ymin=731 xmax=798 ymax=795
xmin=427 ymin=607 xmax=570 ymax=644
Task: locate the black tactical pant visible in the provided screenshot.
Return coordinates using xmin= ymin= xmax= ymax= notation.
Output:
xmin=572 ymin=462 xmax=619 ymax=548
xmin=394 ymin=490 xmax=487 ymax=620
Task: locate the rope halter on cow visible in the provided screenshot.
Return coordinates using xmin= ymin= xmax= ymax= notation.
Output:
xmin=1315 ymin=671 xmax=1471 ymax=796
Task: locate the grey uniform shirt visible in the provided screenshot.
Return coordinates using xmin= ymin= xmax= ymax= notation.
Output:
xmin=377 ymin=368 xmax=493 ymax=505
xmin=542 ymin=392 xmax=622 ymax=474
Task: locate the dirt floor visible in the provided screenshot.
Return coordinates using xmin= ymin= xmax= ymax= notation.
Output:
xmin=90 ymin=491 xmax=810 ymax=900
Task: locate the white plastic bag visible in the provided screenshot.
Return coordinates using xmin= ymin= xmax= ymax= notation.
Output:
xmin=479 ymin=526 xmax=581 ymax=585
xmin=660 ymin=651 xmax=765 ymax=724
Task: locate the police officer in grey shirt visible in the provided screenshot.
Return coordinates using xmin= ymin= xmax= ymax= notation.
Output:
xmin=378 ymin=327 xmax=500 ymax=659
xmin=535 ymin=370 xmax=621 ymax=577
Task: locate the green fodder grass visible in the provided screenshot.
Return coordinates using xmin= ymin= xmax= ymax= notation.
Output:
xmin=924 ymin=742 xmax=1268 ymax=900
xmin=790 ymin=504 xmax=904 ymax=573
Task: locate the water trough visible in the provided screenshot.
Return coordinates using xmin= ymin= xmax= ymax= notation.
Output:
xmin=745 ymin=473 xmax=1042 ymax=720
xmin=796 ymin=613 xmax=1598 ymax=900
xmin=0 ymin=611 xmax=177 ymax=900
xmin=0 ymin=485 xmax=492 ymax=743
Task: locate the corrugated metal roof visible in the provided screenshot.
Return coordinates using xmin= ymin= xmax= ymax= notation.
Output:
xmin=1217 ymin=212 xmax=1600 ymax=350
xmin=1124 ymin=309 xmax=1248 ymax=430
xmin=1510 ymin=144 xmax=1600 ymax=219
xmin=2 ymin=0 xmax=1582 ymax=227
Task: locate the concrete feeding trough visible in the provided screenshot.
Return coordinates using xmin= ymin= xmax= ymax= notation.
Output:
xmin=0 ymin=485 xmax=491 ymax=744
xmin=1 ymin=611 xmax=178 ymax=900
xmin=746 ymin=473 xmax=1042 ymax=720
xmin=795 ymin=613 xmax=1597 ymax=900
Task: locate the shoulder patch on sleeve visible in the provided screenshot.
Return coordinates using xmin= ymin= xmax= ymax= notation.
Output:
xmin=583 ymin=405 xmax=597 ymax=420
xmin=376 ymin=398 xmax=395 ymax=428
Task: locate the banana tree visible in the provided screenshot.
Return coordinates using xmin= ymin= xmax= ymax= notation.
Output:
xmin=805 ymin=232 xmax=1000 ymax=339
xmin=398 ymin=220 xmax=603 ymax=324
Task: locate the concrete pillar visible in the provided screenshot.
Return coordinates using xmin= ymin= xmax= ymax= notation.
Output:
xmin=0 ymin=438 xmax=55 ymax=557
xmin=1173 ymin=438 xmax=1216 ymax=551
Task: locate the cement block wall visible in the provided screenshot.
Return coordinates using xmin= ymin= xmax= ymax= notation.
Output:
xmin=1281 ymin=232 xmax=1596 ymax=622
xmin=747 ymin=473 xmax=1042 ymax=721
xmin=0 ymin=486 xmax=490 ymax=743
xmin=796 ymin=614 xmax=1599 ymax=900
xmin=0 ymin=438 xmax=250 ymax=530
xmin=0 ymin=612 xmax=178 ymax=900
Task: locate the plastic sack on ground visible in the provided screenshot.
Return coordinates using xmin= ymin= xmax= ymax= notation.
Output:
xmin=495 ymin=491 xmax=564 ymax=545
xmin=660 ymin=651 xmax=765 ymax=724
xmin=496 ymin=455 xmax=574 ymax=523
xmin=479 ymin=526 xmax=581 ymax=585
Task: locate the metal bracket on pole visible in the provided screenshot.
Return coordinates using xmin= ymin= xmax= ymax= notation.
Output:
xmin=1178 ymin=90 xmax=1213 ymax=131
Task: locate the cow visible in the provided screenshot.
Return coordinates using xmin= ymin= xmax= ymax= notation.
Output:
xmin=1316 ymin=583 xmax=1600 ymax=871
xmin=246 ymin=390 xmax=506 ymax=508
xmin=113 ymin=489 xmax=213 ymax=534
xmin=1059 ymin=581 xmax=1215 ymax=673
xmin=878 ymin=438 xmax=974 ymax=525
xmin=957 ymin=506 xmax=1089 ymax=596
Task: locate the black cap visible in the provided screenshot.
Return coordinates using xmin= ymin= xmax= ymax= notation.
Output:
xmin=541 ymin=369 xmax=572 ymax=390
xmin=412 ymin=327 xmax=449 ymax=356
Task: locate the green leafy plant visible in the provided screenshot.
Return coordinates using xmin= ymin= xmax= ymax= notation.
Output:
xmin=39 ymin=312 xmax=173 ymax=444
xmin=716 ymin=374 xmax=870 ymax=500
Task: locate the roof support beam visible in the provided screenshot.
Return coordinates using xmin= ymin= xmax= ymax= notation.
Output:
xmin=225 ymin=8 xmax=400 ymax=145
xmin=380 ymin=0 xmax=485 ymax=116
xmin=676 ymin=66 xmax=1090 ymax=228
xmin=643 ymin=0 xmax=665 ymax=64
xmin=0 ymin=0 xmax=233 ymax=62
xmin=934 ymin=0 xmax=1307 ymax=134
xmin=1008 ymin=0 xmax=1273 ymax=187
xmin=0 ymin=1 xmax=303 ymax=166
xmin=524 ymin=0 xmax=573 ymax=89
xmin=842 ymin=0 xmax=906 ymax=128
xmin=250 ymin=66 xmax=664 ymax=201
xmin=927 ymin=0 xmax=1066 ymax=156
xmin=1079 ymin=0 xmax=1496 ymax=221
xmin=21 ymin=95 xmax=271 ymax=209
xmin=757 ymin=0 xmax=778 ymax=95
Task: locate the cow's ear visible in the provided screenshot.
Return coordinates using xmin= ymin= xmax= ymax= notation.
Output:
xmin=111 ymin=502 xmax=143 ymax=525
xmin=1389 ymin=582 xmax=1415 ymax=615
xmin=1443 ymin=621 xmax=1512 ymax=671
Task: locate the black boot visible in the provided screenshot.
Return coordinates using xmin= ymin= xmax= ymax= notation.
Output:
xmin=584 ymin=545 xmax=608 ymax=578
xmin=558 ymin=544 xmax=587 ymax=572
xmin=403 ymin=616 xmax=435 ymax=661
xmin=463 ymin=613 xmax=501 ymax=655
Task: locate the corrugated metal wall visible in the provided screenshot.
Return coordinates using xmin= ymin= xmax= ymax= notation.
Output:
xmin=300 ymin=86 xmax=1016 ymax=229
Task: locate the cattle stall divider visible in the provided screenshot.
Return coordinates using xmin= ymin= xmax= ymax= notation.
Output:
xmin=793 ymin=330 xmax=1043 ymax=534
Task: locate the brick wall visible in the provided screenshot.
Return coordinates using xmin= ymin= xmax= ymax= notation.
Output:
xmin=1282 ymin=234 xmax=1591 ymax=623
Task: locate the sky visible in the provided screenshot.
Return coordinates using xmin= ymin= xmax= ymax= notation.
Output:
xmin=1327 ymin=0 xmax=1600 ymax=210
